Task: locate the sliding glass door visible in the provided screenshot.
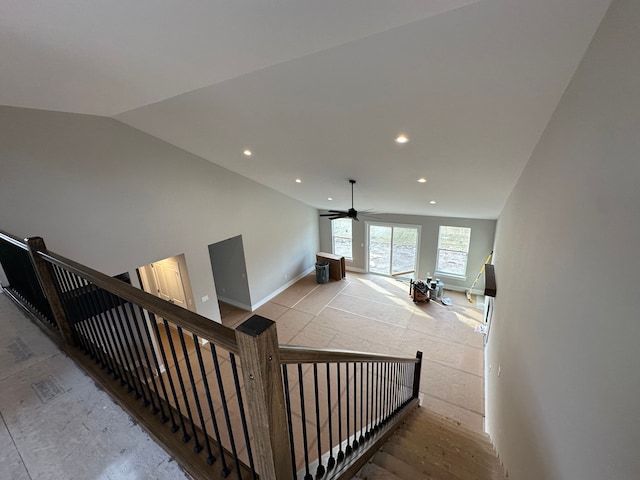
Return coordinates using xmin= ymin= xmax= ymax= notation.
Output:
xmin=367 ymin=223 xmax=420 ymax=277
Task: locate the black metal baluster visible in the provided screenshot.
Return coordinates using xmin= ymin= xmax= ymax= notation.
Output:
xmin=131 ymin=305 xmax=171 ymax=424
xmin=230 ymin=353 xmax=256 ymax=480
xmin=95 ymin=289 xmax=137 ymax=394
xmin=352 ymin=362 xmax=358 ymax=450
xmin=325 ymin=363 xmax=335 ymax=471
xmin=149 ymin=314 xmax=183 ymax=433
xmin=109 ymin=292 xmax=147 ymax=402
xmin=336 ymin=362 xmax=344 ymax=464
xmin=359 ymin=362 xmax=364 ymax=444
xmin=297 ymin=364 xmax=313 ymax=480
xmin=345 ymin=362 xmax=352 ymax=456
xmin=376 ymin=362 xmax=382 ymax=431
xmin=53 ymin=266 xmax=90 ymax=356
xmin=161 ymin=320 xmax=194 ymax=444
xmin=61 ymin=269 xmax=104 ymax=366
xmin=191 ymin=337 xmax=221 ymax=468
xmin=282 ymin=365 xmax=297 ymax=480
xmin=209 ymin=344 xmax=242 ymax=478
xmin=176 ymin=327 xmax=203 ymax=453
xmin=384 ymin=363 xmax=391 ymax=424
xmin=80 ymin=278 xmax=127 ymax=387
xmin=69 ymin=273 xmax=116 ymax=375
xmin=118 ymin=301 xmax=155 ymax=411
xmin=363 ymin=362 xmax=368 ymax=442
xmin=313 ymin=364 xmax=325 ymax=478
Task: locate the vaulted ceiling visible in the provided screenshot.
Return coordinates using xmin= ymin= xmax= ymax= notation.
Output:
xmin=1 ymin=0 xmax=612 ymax=218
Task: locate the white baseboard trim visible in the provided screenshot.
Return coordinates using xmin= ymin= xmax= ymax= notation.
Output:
xmin=444 ymin=285 xmax=484 ymax=295
xmin=251 ymin=265 xmax=315 ymax=311
xmin=216 ymin=295 xmax=252 ymax=311
xmin=346 ymin=266 xmax=366 ymax=273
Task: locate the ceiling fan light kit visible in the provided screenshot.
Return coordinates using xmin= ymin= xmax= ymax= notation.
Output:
xmin=320 ymin=179 xmax=361 ymax=221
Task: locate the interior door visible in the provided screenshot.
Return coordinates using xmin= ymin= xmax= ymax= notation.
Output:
xmin=151 ymin=259 xmax=187 ymax=308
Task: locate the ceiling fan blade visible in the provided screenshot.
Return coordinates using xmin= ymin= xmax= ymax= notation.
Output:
xmin=320 ymin=213 xmax=347 ymax=217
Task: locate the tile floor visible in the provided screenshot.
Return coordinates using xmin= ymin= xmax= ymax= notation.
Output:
xmin=0 ymin=292 xmax=190 ymax=480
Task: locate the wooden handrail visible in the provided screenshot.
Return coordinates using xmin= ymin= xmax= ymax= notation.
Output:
xmin=36 ymin=249 xmax=239 ymax=353
xmin=0 ymin=229 xmax=30 ymax=250
xmin=279 ymin=345 xmax=420 ymax=364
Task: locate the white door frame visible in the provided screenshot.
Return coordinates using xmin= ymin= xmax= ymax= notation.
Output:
xmin=365 ymin=221 xmax=422 ymax=277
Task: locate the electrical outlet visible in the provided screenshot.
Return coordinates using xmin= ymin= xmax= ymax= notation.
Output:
xmin=201 ymin=295 xmax=209 ymax=303
xmin=498 ymin=365 xmax=502 ymax=377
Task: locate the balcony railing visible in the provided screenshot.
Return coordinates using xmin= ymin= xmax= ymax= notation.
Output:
xmin=0 ymin=228 xmax=422 ymax=480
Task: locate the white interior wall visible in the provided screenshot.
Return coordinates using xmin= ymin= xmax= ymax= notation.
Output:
xmin=319 ymin=213 xmax=496 ymax=291
xmin=0 ymin=106 xmax=319 ymax=321
xmin=486 ymin=0 xmax=640 ymax=478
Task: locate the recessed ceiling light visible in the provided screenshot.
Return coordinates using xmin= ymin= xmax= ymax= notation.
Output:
xmin=395 ymin=134 xmax=409 ymax=144
xmin=328 ymin=197 xmax=333 ymax=201
xmin=417 ymin=177 xmax=427 ymax=183
xmin=243 ymin=149 xmax=252 ymax=156
xmin=295 ymin=178 xmax=302 ymax=183
xmin=429 ymin=200 xmax=437 ymax=205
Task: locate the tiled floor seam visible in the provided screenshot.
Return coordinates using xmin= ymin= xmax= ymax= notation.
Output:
xmin=422 ymin=393 xmax=485 ymax=417
xmin=0 ymin=353 xmax=62 ymax=383
xmin=403 ymin=328 xmax=485 ymax=351
xmin=1 ymin=410 xmax=33 ymax=480
xmin=292 ymin=280 xmax=353 ymax=315
xmin=420 ymin=356 xmax=484 ymax=379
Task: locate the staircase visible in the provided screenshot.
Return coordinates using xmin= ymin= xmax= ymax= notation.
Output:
xmin=356 ymin=408 xmax=507 ymax=480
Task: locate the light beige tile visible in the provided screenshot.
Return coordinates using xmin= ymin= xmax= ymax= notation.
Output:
xmin=421 ymin=393 xmax=485 ymax=434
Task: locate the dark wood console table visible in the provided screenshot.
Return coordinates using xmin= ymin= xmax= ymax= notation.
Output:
xmin=316 ymin=252 xmax=346 ymax=281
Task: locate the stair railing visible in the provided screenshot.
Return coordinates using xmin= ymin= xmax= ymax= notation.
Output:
xmin=0 ymin=229 xmax=422 ymax=480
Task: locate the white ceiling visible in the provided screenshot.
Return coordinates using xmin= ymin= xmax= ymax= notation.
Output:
xmin=1 ymin=0 xmax=612 ymax=219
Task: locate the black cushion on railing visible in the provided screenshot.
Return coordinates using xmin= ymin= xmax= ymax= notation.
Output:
xmin=484 ymin=264 xmax=497 ymax=297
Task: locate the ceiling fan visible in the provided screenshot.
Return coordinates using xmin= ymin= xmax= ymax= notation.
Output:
xmin=320 ymin=179 xmax=362 ymax=221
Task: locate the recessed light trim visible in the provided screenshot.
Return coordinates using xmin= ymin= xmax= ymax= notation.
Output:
xmin=295 ymin=178 xmax=302 ymax=183
xmin=243 ymin=149 xmax=252 ymax=156
xmin=395 ymin=134 xmax=409 ymax=144
xmin=429 ymin=200 xmax=437 ymax=204
xmin=328 ymin=197 xmax=333 ymax=201
xmin=418 ymin=177 xmax=427 ymax=183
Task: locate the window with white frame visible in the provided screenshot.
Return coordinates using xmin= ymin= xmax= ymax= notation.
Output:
xmin=436 ymin=226 xmax=471 ymax=277
xmin=332 ymin=218 xmax=352 ymax=259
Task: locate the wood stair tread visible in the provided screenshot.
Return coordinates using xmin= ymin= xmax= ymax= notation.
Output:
xmin=357 ymin=461 xmax=405 ymax=480
xmin=372 ymin=451 xmax=432 ymax=480
xmin=386 ymin=433 xmax=505 ymax=479
xmin=355 ymin=407 xmax=507 ymax=480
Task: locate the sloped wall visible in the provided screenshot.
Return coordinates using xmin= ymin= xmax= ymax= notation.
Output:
xmin=0 ymin=107 xmax=319 ymax=320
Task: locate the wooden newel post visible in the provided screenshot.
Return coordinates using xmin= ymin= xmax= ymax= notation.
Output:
xmin=236 ymin=315 xmax=294 ymax=480
xmin=412 ymin=351 xmax=423 ymax=399
xmin=25 ymin=237 xmax=77 ymax=346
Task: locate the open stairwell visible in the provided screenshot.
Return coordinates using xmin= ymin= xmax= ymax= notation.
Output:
xmin=356 ymin=407 xmax=507 ymax=480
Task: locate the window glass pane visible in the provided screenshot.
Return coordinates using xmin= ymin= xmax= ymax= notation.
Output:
xmin=437 ymin=226 xmax=471 ymax=276
xmin=392 ymin=227 xmax=418 ymax=275
xmin=369 ymin=225 xmax=391 ymax=274
xmin=438 ymin=226 xmax=471 ymax=252
xmin=332 ymin=218 xmax=352 ymax=259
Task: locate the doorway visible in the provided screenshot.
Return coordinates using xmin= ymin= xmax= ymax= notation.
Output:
xmin=137 ymin=254 xmax=196 ymax=312
xmin=208 ymin=235 xmax=251 ymax=327
xmin=366 ymin=222 xmax=421 ymax=277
